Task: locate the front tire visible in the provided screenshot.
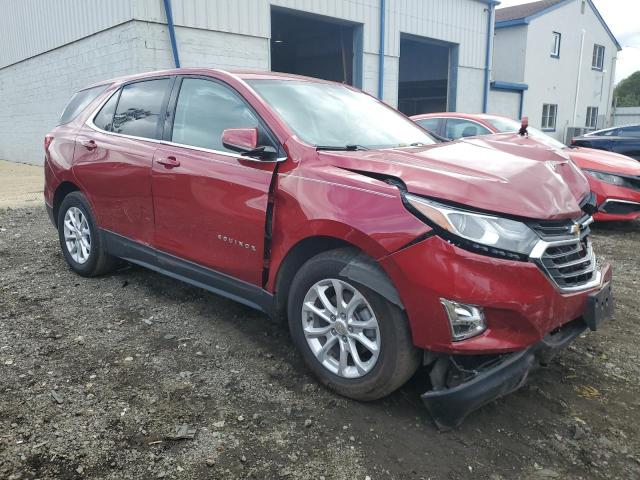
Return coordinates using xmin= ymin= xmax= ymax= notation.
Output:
xmin=57 ymin=192 xmax=117 ymax=277
xmin=287 ymin=248 xmax=420 ymax=401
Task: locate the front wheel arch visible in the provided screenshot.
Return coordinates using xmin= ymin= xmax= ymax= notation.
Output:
xmin=273 ymin=239 xmax=404 ymax=322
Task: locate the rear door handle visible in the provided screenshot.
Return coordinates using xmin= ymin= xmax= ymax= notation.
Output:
xmin=157 ymin=156 xmax=180 ymax=168
xmin=80 ymin=139 xmax=97 ymax=150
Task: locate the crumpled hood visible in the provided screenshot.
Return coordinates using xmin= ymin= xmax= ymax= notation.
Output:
xmin=317 ymin=135 xmax=590 ymax=220
xmin=568 ymin=147 xmax=640 ymax=176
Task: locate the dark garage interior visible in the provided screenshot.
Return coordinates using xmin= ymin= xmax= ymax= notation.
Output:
xmin=398 ymin=35 xmax=454 ymax=115
xmin=271 ymin=8 xmax=360 ymax=86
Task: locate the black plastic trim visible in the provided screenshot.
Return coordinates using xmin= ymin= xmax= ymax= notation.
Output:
xmin=422 ymin=318 xmax=591 ymax=430
xmin=102 ymin=229 xmax=275 ymax=315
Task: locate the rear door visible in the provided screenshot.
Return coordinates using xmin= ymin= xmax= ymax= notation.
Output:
xmin=73 ymin=77 xmax=173 ymax=245
xmin=151 ymin=76 xmax=282 ymax=285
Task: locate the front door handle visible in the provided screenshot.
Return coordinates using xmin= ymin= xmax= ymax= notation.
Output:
xmin=157 ymin=156 xmax=180 ymax=168
xmin=80 ymin=139 xmax=97 ymax=151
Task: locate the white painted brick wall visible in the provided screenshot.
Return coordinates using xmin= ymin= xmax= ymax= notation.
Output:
xmin=135 ymin=22 xmax=270 ymax=72
xmin=0 ymin=20 xmax=272 ymax=165
xmin=0 ymin=22 xmax=141 ymax=165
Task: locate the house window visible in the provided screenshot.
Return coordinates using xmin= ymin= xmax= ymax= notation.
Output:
xmin=586 ymin=107 xmax=599 ymax=129
xmin=551 ymin=32 xmax=561 ymax=58
xmin=592 ymin=44 xmax=605 ymax=70
xmin=541 ymin=104 xmax=558 ymax=131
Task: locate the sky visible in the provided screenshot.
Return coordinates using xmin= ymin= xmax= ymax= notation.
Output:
xmin=497 ymin=0 xmax=640 ymax=84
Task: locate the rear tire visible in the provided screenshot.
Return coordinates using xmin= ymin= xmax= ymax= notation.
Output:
xmin=287 ymin=248 xmax=420 ymax=401
xmin=57 ymin=192 xmax=117 ymax=277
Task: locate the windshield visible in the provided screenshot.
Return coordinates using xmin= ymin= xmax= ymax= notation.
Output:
xmin=483 ymin=116 xmax=567 ymax=150
xmin=247 ymin=79 xmax=436 ymax=149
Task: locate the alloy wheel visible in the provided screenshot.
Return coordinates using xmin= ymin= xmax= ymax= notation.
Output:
xmin=301 ymin=279 xmax=381 ymax=378
xmin=63 ymin=206 xmax=91 ymax=264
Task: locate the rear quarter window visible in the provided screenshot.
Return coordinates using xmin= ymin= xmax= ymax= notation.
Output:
xmin=59 ymin=85 xmax=108 ymax=125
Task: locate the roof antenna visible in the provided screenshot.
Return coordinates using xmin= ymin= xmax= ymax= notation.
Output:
xmin=519 ymin=116 xmax=529 ymax=136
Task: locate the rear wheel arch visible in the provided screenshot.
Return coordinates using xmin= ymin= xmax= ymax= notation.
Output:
xmin=52 ymin=181 xmax=81 ymax=227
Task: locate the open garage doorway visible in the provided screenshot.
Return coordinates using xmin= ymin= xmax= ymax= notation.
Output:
xmin=398 ymin=35 xmax=457 ymax=116
xmin=270 ymin=7 xmax=362 ymax=87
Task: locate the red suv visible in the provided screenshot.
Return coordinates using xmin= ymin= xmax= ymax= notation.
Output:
xmin=44 ymin=69 xmax=613 ymax=428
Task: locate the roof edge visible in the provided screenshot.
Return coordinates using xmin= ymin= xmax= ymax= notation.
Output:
xmin=495 ymin=0 xmax=621 ymax=51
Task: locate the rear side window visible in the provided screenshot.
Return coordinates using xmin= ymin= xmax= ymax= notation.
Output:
xmin=93 ymin=91 xmax=119 ymax=132
xmin=171 ymin=78 xmax=261 ymax=152
xmin=59 ymin=85 xmax=107 ymax=125
xmin=112 ymin=79 xmax=170 ymax=139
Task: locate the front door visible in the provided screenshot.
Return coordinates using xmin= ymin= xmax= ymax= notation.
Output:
xmin=152 ymin=77 xmax=280 ymax=286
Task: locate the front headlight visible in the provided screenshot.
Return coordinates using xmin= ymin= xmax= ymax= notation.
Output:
xmin=404 ymin=194 xmax=540 ymax=258
xmin=584 ymin=170 xmax=628 ymax=187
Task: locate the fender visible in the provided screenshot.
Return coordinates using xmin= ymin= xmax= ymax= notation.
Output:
xmin=338 ymin=250 xmax=404 ymax=308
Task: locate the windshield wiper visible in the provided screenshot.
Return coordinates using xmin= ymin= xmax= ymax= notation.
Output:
xmin=316 ymin=144 xmax=370 ymax=151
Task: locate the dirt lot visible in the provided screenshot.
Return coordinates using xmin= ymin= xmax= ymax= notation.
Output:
xmin=1 ymin=166 xmax=639 ymax=479
xmin=0 ymin=160 xmax=43 ymax=209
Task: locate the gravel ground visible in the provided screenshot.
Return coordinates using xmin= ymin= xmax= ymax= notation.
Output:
xmin=1 ymin=206 xmax=639 ymax=480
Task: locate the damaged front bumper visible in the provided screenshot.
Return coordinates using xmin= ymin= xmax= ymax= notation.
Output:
xmin=422 ymin=298 xmax=611 ymax=430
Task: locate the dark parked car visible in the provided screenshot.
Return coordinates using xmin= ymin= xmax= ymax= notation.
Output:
xmin=45 ymin=69 xmax=613 ymax=428
xmin=572 ymin=124 xmax=640 ymax=161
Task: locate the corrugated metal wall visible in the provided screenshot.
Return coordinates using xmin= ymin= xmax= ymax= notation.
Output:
xmin=0 ymin=0 xmax=133 ymax=68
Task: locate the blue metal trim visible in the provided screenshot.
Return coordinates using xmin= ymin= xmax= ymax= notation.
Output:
xmin=163 ymin=0 xmax=181 ymax=68
xmin=491 ymin=81 xmax=529 ymax=91
xmin=378 ymin=0 xmax=386 ymax=99
xmin=353 ymin=25 xmax=364 ymax=88
xmin=482 ymin=1 xmax=496 ymax=113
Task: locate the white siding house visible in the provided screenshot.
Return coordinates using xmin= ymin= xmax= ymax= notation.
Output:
xmin=0 ymin=0 xmax=495 ymax=165
xmin=490 ymin=0 xmax=620 ymax=142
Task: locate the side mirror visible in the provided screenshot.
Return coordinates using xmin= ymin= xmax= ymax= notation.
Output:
xmin=221 ymin=127 xmax=278 ymax=160
xmin=221 ymin=127 xmax=258 ymax=152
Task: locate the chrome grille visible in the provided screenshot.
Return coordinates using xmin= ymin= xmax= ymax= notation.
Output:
xmin=529 ymin=216 xmax=600 ymax=291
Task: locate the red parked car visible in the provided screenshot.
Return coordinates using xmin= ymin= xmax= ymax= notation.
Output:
xmin=45 ymin=69 xmax=613 ymax=428
xmin=411 ymin=112 xmax=640 ymax=222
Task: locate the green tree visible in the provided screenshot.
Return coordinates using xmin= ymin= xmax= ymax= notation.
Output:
xmin=614 ymin=71 xmax=640 ymax=107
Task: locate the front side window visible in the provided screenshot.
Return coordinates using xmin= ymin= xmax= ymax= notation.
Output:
xmin=112 ymin=79 xmax=170 ymax=139
xmin=171 ymin=78 xmax=261 ymax=152
xmin=444 ymin=119 xmax=491 ymax=139
xmin=586 ymin=107 xmax=598 ymax=129
xmin=541 ymin=104 xmax=558 ymax=131
xmin=59 ymin=85 xmax=107 ymax=125
xmin=551 ymin=32 xmax=561 ymax=58
xmin=247 ymin=79 xmax=435 ymax=149
xmin=592 ymin=44 xmax=605 ymax=70
xmin=415 ymin=118 xmax=442 ymax=135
